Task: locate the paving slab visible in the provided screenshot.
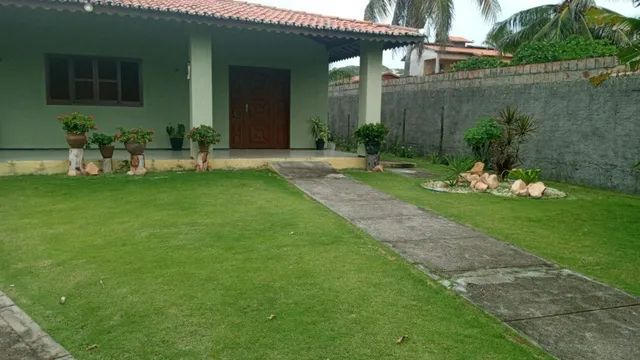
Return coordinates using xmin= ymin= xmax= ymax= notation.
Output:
xmin=509 ymin=305 xmax=640 ymax=360
xmin=271 ymin=161 xmax=337 ymax=178
xmin=293 ymin=178 xmax=394 ymax=202
xmin=320 ymin=199 xmax=426 ymax=221
xmin=0 ymin=291 xmax=73 ymax=360
xmin=452 ymin=267 xmax=640 ymax=320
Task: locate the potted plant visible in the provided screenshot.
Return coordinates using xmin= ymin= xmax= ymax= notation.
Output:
xmin=89 ymin=133 xmax=115 ymax=159
xmin=187 ymin=125 xmax=221 ymax=152
xmin=310 ymin=116 xmax=329 ymax=150
xmin=115 ymin=127 xmax=154 ymax=155
xmin=327 ymin=131 xmax=337 ymax=151
xmin=354 ymin=123 xmax=389 ymax=155
xmin=57 ymin=112 xmax=96 ymax=148
xmin=166 ymin=123 xmax=186 ymax=151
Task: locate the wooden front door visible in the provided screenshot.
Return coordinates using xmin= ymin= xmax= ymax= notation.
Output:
xmin=229 ymin=66 xmax=290 ymax=149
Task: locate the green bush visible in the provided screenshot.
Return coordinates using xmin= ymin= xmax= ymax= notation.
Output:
xmin=89 ymin=133 xmax=114 ymax=147
xmin=464 ymin=117 xmax=502 ymax=165
xmin=450 ymin=57 xmax=507 ymax=72
xmin=491 ymin=107 xmax=537 ymax=179
xmin=187 ymin=125 xmax=221 ymax=146
xmin=512 ymin=36 xmax=617 ymax=65
xmin=444 ymin=155 xmax=476 ymax=187
xmin=57 ymin=112 xmax=96 ymax=134
xmin=508 ymin=168 xmax=542 ymax=184
xmin=115 ymin=127 xmax=154 ymax=144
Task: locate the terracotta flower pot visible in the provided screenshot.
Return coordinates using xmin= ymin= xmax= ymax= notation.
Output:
xmin=198 ymin=142 xmax=210 ymax=153
xmin=65 ymin=133 xmax=87 ymax=149
xmin=125 ymin=142 xmax=146 ymax=155
xmin=99 ymin=145 xmax=115 ymax=159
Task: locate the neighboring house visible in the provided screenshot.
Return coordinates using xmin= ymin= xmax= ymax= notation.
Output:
xmin=349 ymin=72 xmax=400 ymax=84
xmin=406 ymin=36 xmax=511 ymax=76
xmin=0 ymin=0 xmax=421 ymax=150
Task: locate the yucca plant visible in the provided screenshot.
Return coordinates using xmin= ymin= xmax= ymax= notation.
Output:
xmin=444 ymin=155 xmax=476 ymax=187
xmin=491 ymin=107 xmax=537 ymax=179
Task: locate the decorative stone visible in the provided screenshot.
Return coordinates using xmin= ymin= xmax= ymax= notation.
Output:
xmin=527 ymin=182 xmax=547 ymax=198
xmin=469 ymin=162 xmax=485 ymax=175
xmin=372 ymin=165 xmax=384 ymax=173
xmin=474 ymin=181 xmax=489 ymax=192
xmin=511 ymin=179 xmax=527 ymax=195
xmin=85 ymin=162 xmax=100 ymax=176
xmin=459 ymin=172 xmax=471 ymax=183
xmin=486 ymin=174 xmax=500 ymax=189
xmin=127 ymin=154 xmax=147 ymax=176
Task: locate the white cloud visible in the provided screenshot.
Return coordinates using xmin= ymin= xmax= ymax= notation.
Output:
xmin=246 ymin=0 xmax=640 ymax=68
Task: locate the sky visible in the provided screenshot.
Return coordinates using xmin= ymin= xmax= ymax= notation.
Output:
xmin=245 ymin=0 xmax=640 ymax=69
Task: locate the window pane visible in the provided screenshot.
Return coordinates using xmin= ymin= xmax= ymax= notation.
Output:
xmin=48 ymin=58 xmax=70 ymax=100
xmin=74 ymin=58 xmax=93 ymax=79
xmin=99 ymin=81 xmax=118 ymax=101
xmin=98 ymin=60 xmax=117 ymax=80
xmin=74 ymin=80 xmax=94 ymax=100
xmin=120 ymin=61 xmax=140 ymax=102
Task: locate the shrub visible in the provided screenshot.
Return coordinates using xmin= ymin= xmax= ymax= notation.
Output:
xmin=508 ymin=168 xmax=542 ymax=184
xmin=512 ymin=36 xmax=617 ymax=65
xmin=89 ymin=133 xmax=114 ymax=147
xmin=464 ymin=117 xmax=502 ymax=165
xmin=334 ymin=135 xmax=358 ymax=153
xmin=115 ymin=127 xmax=154 ymax=144
xmin=57 ymin=112 xmax=96 ymax=134
xmin=310 ymin=117 xmax=330 ymax=142
xmin=491 ymin=107 xmax=537 ymax=178
xmin=449 ymin=57 xmax=507 ymax=72
xmin=166 ymin=124 xmax=186 ymax=139
xmin=444 ymin=155 xmax=476 ymax=187
xmin=187 ymin=125 xmax=221 ymax=146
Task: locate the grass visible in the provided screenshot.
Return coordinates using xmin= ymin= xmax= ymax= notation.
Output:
xmin=347 ymin=155 xmax=640 ymax=295
xmin=0 ymin=171 xmax=550 ymax=360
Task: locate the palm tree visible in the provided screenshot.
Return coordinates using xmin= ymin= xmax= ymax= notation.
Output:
xmin=364 ymin=0 xmax=501 ymax=43
xmin=589 ymin=8 xmax=640 ymax=69
xmin=487 ymin=0 xmax=637 ymax=53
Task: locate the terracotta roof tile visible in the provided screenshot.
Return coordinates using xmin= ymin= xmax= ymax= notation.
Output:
xmin=52 ymin=0 xmax=422 ymax=37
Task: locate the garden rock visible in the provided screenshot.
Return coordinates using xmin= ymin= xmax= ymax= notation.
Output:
xmin=469 ymin=162 xmax=485 ymax=175
xmin=372 ymin=165 xmax=384 ymax=173
xmin=85 ymin=162 xmax=100 ymax=176
xmin=486 ymin=174 xmax=500 ymax=189
xmin=474 ymin=181 xmax=489 ymax=192
xmin=511 ymin=180 xmax=527 ymax=195
xmin=527 ymin=182 xmax=547 ymax=198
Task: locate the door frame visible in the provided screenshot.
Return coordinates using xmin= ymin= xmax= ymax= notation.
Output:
xmin=228 ymin=65 xmax=291 ymax=149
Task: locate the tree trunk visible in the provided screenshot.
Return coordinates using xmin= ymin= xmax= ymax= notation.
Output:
xmin=366 ymin=154 xmax=380 ymax=171
xmin=196 ymin=151 xmax=209 ymax=172
xmin=127 ymin=154 xmax=147 ymax=176
xmin=102 ymin=158 xmax=113 ymax=174
xmin=67 ymin=148 xmax=84 ymax=176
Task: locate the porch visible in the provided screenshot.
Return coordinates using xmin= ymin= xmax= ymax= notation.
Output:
xmin=0 ymin=149 xmax=364 ymax=176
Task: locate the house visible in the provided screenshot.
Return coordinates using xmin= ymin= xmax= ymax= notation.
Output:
xmin=349 ymin=71 xmax=400 ymax=84
xmin=0 ymin=0 xmax=422 ymax=151
xmin=406 ymin=36 xmax=511 ymax=76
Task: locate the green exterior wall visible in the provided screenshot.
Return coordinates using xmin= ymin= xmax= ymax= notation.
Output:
xmin=0 ymin=7 xmax=328 ymax=149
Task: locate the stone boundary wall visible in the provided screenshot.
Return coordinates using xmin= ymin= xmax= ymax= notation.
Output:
xmin=328 ymin=57 xmax=640 ymax=193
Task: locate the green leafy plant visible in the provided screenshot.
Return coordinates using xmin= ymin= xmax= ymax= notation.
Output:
xmin=57 ymin=112 xmax=96 ymax=134
xmin=508 ymin=168 xmax=542 ymax=184
xmin=354 ymin=123 xmax=389 ymax=154
xmin=444 ymin=155 xmax=476 ymax=187
xmin=89 ymin=133 xmax=114 ymax=147
xmin=464 ymin=117 xmax=502 ymax=165
xmin=187 ymin=125 xmax=221 ymax=146
xmin=511 ymin=36 xmax=617 ymax=65
xmin=166 ymin=124 xmax=186 ymax=139
xmin=310 ymin=117 xmax=330 ymax=142
xmin=449 ymin=57 xmax=508 ymax=72
xmin=491 ymin=107 xmax=537 ymax=179
xmin=115 ymin=127 xmax=154 ymax=144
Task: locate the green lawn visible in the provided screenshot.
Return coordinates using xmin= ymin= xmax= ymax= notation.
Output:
xmin=348 ymin=155 xmax=640 ymax=295
xmin=0 ymin=171 xmax=549 ymax=360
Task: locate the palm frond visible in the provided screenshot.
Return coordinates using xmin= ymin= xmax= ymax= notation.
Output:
xmin=474 ymin=0 xmax=501 ymax=22
xmin=364 ymin=0 xmax=394 ymax=22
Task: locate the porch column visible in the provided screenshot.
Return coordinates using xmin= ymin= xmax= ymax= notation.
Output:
xmin=435 ymin=53 xmax=441 ymax=73
xmin=189 ymin=30 xmax=213 ymax=158
xmin=358 ymin=41 xmax=383 ymax=156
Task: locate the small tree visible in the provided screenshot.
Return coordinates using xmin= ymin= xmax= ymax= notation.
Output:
xmin=491 ymin=107 xmax=537 ymax=179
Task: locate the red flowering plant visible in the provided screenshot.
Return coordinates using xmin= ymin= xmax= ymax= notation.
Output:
xmin=57 ymin=112 xmax=96 ymax=134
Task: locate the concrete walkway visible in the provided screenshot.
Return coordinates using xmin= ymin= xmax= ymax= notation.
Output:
xmin=272 ymin=162 xmax=640 ymax=360
xmin=0 ymin=291 xmax=73 ymax=360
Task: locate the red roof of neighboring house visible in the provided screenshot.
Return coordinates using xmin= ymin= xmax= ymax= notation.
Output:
xmin=425 ymin=44 xmax=511 ymax=58
xmin=448 ymin=35 xmax=471 ymax=43
xmin=40 ymin=0 xmax=422 ymax=37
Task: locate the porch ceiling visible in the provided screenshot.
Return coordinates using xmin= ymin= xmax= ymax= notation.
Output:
xmin=0 ymin=0 xmax=423 ymax=62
